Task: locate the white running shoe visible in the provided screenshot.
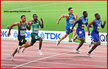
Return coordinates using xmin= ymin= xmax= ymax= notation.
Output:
xmin=11 ymin=55 xmax=14 ymax=61
xmin=39 ymin=50 xmax=43 ymax=55
xmin=56 ymin=41 xmax=60 ymax=47
xmin=17 ymin=46 xmax=21 ymax=53
xmin=74 ymin=50 xmax=80 ymax=54
xmin=87 ymin=52 xmax=92 ymax=58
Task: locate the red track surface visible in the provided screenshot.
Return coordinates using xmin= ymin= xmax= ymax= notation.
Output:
xmin=1 ymin=40 xmax=107 ymax=68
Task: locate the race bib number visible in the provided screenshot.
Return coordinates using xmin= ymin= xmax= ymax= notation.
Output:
xmin=34 ymin=28 xmax=39 ymax=33
xmin=97 ymin=27 xmax=101 ymax=31
xmin=70 ymin=27 xmax=72 ymax=29
xmin=97 ymin=24 xmax=101 ymax=31
xmin=20 ymin=30 xmax=26 ymax=36
xmin=81 ymin=25 xmax=85 ymax=29
xmin=69 ymin=20 xmax=74 ymax=24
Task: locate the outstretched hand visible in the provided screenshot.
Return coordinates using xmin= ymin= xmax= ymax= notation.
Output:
xmin=57 ymin=21 xmax=59 ymax=24
xmin=40 ymin=18 xmax=43 ymax=22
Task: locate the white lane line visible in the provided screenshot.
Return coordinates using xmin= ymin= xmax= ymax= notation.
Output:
xmin=12 ymin=52 xmax=71 ymax=68
xmin=1 ymin=56 xmax=106 ymax=63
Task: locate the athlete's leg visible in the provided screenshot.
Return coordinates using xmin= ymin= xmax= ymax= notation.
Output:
xmin=11 ymin=39 xmax=24 ymax=60
xmin=12 ymin=48 xmax=17 ymax=57
xmin=76 ymin=37 xmax=85 ymax=51
xmin=17 ymin=41 xmax=32 ymax=53
xmin=72 ymin=27 xmax=76 ymax=41
xmin=39 ymin=38 xmax=42 ymax=50
xmin=88 ymin=41 xmax=101 ymax=54
xmin=59 ymin=33 xmax=68 ymax=42
xmin=20 ymin=42 xmax=32 ymax=49
xmin=57 ymin=33 xmax=68 ymax=46
xmin=74 ymin=29 xmax=85 ymax=53
xmin=38 ymin=38 xmax=43 ymax=55
xmin=89 ymin=41 xmax=94 ymax=47
xmin=87 ymin=31 xmax=100 ymax=57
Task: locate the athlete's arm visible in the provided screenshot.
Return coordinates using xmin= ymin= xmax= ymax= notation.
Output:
xmin=7 ymin=22 xmax=19 ymax=36
xmin=57 ymin=14 xmax=68 ymax=24
xmin=39 ymin=18 xmax=44 ymax=28
xmin=26 ymin=22 xmax=30 ymax=30
xmin=28 ymin=20 xmax=32 ymax=30
xmin=87 ymin=20 xmax=96 ymax=35
xmin=101 ymin=21 xmax=106 ymax=28
xmin=70 ymin=18 xmax=82 ymax=32
xmin=74 ymin=14 xmax=78 ymax=21
xmin=85 ymin=19 xmax=88 ymax=26
xmin=85 ymin=19 xmax=92 ymax=28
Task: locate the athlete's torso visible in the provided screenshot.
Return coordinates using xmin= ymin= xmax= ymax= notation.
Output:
xmin=92 ymin=19 xmax=101 ymax=32
xmin=66 ymin=13 xmax=75 ymax=27
xmin=31 ymin=20 xmax=39 ymax=34
xmin=77 ymin=16 xmax=88 ymax=30
xmin=18 ymin=21 xmax=27 ymax=37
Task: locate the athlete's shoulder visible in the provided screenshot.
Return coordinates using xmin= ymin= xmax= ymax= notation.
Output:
xmin=92 ymin=19 xmax=96 ymax=24
xmin=62 ymin=14 xmax=68 ymax=16
xmin=72 ymin=14 xmax=75 ymax=16
xmin=12 ymin=22 xmax=20 ymax=26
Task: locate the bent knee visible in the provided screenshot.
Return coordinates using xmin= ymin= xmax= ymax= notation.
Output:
xmin=98 ymin=41 xmax=101 ymax=45
xmin=80 ymin=37 xmax=85 ymax=42
xmin=95 ymin=41 xmax=101 ymax=46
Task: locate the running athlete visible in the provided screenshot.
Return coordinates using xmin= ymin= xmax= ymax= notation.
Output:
xmin=57 ymin=7 xmax=78 ymax=46
xmin=17 ymin=14 xmax=44 ymax=55
xmin=7 ymin=15 xmax=30 ymax=60
xmin=87 ymin=13 xmax=106 ymax=57
xmin=70 ymin=11 xmax=88 ymax=54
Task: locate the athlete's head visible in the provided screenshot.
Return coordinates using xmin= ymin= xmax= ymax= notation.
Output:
xmin=33 ymin=14 xmax=38 ymax=20
xmin=21 ymin=15 xmax=26 ymax=22
xmin=68 ymin=7 xmax=73 ymax=14
xmin=95 ymin=13 xmax=100 ymax=20
xmin=83 ymin=11 xmax=88 ymax=18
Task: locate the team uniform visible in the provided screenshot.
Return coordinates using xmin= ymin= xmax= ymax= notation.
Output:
xmin=66 ymin=13 xmax=75 ymax=34
xmin=18 ymin=21 xmax=28 ymax=46
xmin=31 ymin=20 xmax=41 ymax=45
xmin=91 ymin=19 xmax=101 ymax=42
xmin=76 ymin=16 xmax=88 ymax=38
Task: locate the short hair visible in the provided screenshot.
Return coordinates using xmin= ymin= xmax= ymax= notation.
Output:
xmin=21 ymin=15 xmax=25 ymax=19
xmin=95 ymin=13 xmax=99 ymax=17
xmin=83 ymin=11 xmax=87 ymax=15
xmin=33 ymin=14 xmax=37 ymax=17
xmin=68 ymin=7 xmax=72 ymax=11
